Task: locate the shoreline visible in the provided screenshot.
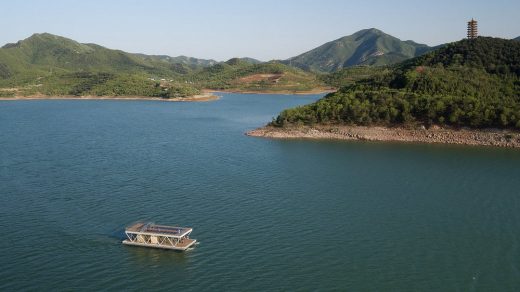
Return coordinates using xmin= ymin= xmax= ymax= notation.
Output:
xmin=0 ymin=92 xmax=220 ymax=102
xmin=208 ymin=88 xmax=336 ymax=95
xmin=247 ymin=125 xmax=520 ymax=148
xmin=0 ymin=87 xmax=333 ymax=101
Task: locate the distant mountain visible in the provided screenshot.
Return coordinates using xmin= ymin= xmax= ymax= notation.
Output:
xmin=223 ymin=57 xmax=263 ymax=66
xmin=284 ymin=28 xmax=433 ymax=72
xmin=132 ymin=53 xmax=217 ymax=68
xmin=237 ymin=57 xmax=263 ymax=64
xmin=514 ymin=36 xmax=520 ymax=42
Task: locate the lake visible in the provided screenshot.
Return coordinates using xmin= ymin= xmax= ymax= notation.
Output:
xmin=1 ymin=93 xmax=520 ymax=291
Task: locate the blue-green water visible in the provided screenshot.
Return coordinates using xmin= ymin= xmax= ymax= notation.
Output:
xmin=1 ymin=94 xmax=520 ymax=291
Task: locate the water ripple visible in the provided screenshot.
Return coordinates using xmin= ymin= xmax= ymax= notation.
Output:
xmin=1 ymin=95 xmax=520 ymax=291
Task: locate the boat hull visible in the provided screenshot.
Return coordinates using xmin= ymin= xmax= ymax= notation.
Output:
xmin=122 ymin=239 xmax=197 ymax=251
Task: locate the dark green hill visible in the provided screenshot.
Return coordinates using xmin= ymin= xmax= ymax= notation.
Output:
xmin=399 ymin=37 xmax=520 ymax=75
xmin=284 ymin=28 xmax=432 ymax=72
xmin=273 ymin=37 xmax=520 ymax=129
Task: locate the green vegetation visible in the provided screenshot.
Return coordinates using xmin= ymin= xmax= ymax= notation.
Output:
xmin=283 ymin=28 xmax=432 ymax=72
xmin=188 ymin=59 xmax=323 ymax=92
xmin=0 ymin=33 xmax=325 ymax=97
xmin=24 ymin=73 xmax=198 ymax=98
xmin=131 ymin=54 xmax=217 ymax=69
xmin=0 ymin=30 xmax=444 ymax=98
xmin=0 ymin=33 xmax=203 ymax=98
xmin=319 ymin=66 xmax=392 ymax=88
xmin=273 ymin=37 xmax=520 ymax=130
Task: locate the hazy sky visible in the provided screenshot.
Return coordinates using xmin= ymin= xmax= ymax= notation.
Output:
xmin=2 ymin=0 xmax=519 ymax=61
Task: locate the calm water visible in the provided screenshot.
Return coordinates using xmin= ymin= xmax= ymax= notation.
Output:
xmin=1 ymin=94 xmax=520 ymax=291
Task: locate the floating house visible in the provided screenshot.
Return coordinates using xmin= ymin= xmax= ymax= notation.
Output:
xmin=123 ymin=222 xmax=196 ymax=251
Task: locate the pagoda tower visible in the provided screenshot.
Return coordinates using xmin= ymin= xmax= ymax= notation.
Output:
xmin=467 ymin=19 xmax=478 ymax=39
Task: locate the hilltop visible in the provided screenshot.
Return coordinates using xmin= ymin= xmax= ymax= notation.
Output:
xmin=250 ymin=37 xmax=520 ymax=147
xmin=284 ymin=28 xmax=432 ymax=72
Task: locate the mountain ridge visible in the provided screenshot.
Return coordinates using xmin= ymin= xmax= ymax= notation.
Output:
xmin=283 ymin=28 xmax=433 ymax=72
xmin=1 ymin=33 xmax=219 ymax=73
xmin=0 ymin=33 xmax=326 ymax=97
xmin=1 ymin=30 xmax=436 ymax=77
xmin=0 ymin=33 xmax=267 ymax=76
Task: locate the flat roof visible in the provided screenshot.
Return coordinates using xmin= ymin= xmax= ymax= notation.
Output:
xmin=125 ymin=222 xmax=192 ymax=238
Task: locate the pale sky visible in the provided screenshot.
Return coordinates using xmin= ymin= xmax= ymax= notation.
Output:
xmin=2 ymin=0 xmax=519 ymax=61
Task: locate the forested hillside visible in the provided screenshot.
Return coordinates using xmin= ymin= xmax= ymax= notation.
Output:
xmin=273 ymin=37 xmax=520 ymax=129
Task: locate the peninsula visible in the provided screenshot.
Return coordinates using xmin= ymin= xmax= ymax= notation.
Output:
xmin=249 ymin=37 xmax=520 ymax=148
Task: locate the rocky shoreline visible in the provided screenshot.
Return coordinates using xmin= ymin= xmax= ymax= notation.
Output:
xmin=247 ymin=125 xmax=520 ymax=148
xmin=209 ymin=88 xmax=335 ymax=95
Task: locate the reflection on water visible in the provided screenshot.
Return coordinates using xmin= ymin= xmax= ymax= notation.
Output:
xmin=126 ymin=246 xmax=191 ymax=266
